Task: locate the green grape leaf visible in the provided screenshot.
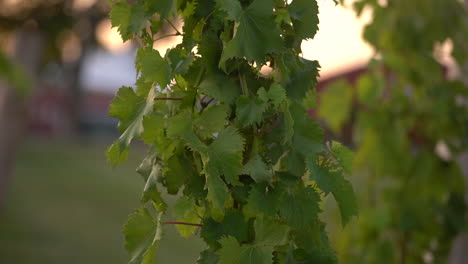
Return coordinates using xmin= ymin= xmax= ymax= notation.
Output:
xmin=293 ymin=221 xmax=337 ymax=261
xmin=167 ymin=112 xmax=192 ymax=138
xmin=288 ymin=0 xmax=319 ymax=39
xmin=218 ymin=236 xmax=242 ymax=264
xmin=239 ymin=246 xmax=273 ymax=264
xmin=166 ymin=48 xmax=194 ymax=75
xmin=173 ymin=197 xmax=202 ymax=238
xmin=216 ymin=0 xmax=242 ymax=20
xmin=199 ymin=74 xmax=241 ymax=104
xmin=141 ymin=113 xmax=165 ymax=145
xmin=284 ymin=59 xmax=320 ymax=101
xmin=183 ymin=166 xmax=208 ymax=200
xmin=184 ymin=131 xmax=210 ymax=154
xmin=218 ymin=236 xmax=274 ymax=264
xmin=164 ymin=155 xmax=191 ymax=195
xmin=279 ymin=186 xmax=320 ymax=229
xmin=332 ymin=178 xmax=357 ymax=227
xmin=204 ymin=163 xmax=231 ymax=211
xmin=275 ymin=8 xmax=292 ymax=25
xmin=306 ymin=156 xmax=357 ymax=226
xmin=290 ymin=103 xmax=324 ymax=156
xmin=318 ymin=79 xmax=352 ymax=132
xmin=141 ymin=162 xmax=167 ymax=212
xmin=281 ymin=150 xmax=306 ymax=177
xmin=110 ymin=1 xmax=147 ymax=41
xmin=109 ymin=86 xmax=144 ymax=132
xmin=244 ymin=185 xmax=280 ymax=217
xmin=254 ymin=215 xmax=290 ymax=246
xmin=192 ymin=19 xmax=206 ymax=41
xmin=107 ymin=86 xmax=156 ymax=166
xmin=282 ymin=103 xmax=295 ymax=144
xmin=181 ymin=1 xmax=198 ymax=17
xmin=135 ymin=76 xmax=154 ymax=96
xmin=219 ymin=0 xmax=283 ymax=68
xmin=281 ymin=248 xmax=301 ymax=264
xmin=243 ymin=155 xmax=272 ymax=183
xmin=167 ymin=111 xmax=207 ymax=154
xmin=258 ymin=83 xmax=287 ymax=107
xmin=198 ymin=30 xmax=223 ymax=71
xmin=292 ymin=248 xmax=337 ymax=264
xmin=172 ymin=197 xmax=197 ymax=218
xmin=201 ymin=210 xmax=249 ymax=248
xmin=264 ymin=128 xmax=287 ymax=165
xmin=124 ymin=208 xmax=163 ymax=264
xmin=236 ymin=95 xmax=267 ymax=126
xmin=138 ymin=48 xmax=171 ymax=88
xmin=145 ymin=0 xmax=174 ymax=18
xmin=136 ymin=154 xmax=155 ymax=181
xmin=206 ymin=126 xmax=245 ymax=186
xmin=330 ymin=141 xmax=354 ymax=174
xmin=195 ymin=104 xmax=229 ymax=139
xmin=302 ymin=89 xmax=317 ymax=109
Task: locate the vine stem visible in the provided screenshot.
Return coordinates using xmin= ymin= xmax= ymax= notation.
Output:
xmin=154 ymin=33 xmax=180 ymax=43
xmin=239 ymin=72 xmax=249 ymax=96
xmin=163 ymin=221 xmax=202 ymax=227
xmin=258 ymin=116 xmax=281 ymax=135
xmin=192 ymin=66 xmax=205 ymax=113
xmin=203 ymin=97 xmax=214 ymax=106
xmin=199 ymin=97 xmax=215 ymax=114
xmin=165 ymin=19 xmax=182 ymax=35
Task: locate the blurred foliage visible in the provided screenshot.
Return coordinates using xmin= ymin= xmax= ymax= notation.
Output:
xmin=0 ymin=50 xmax=30 ymax=96
xmin=0 ymin=0 xmax=109 ymax=64
xmin=320 ymin=0 xmax=468 ymax=263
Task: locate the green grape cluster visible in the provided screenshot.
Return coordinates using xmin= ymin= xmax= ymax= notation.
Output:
xmin=107 ymin=0 xmax=357 ymax=263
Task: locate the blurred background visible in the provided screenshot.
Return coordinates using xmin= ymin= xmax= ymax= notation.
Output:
xmin=0 ymin=0 xmax=206 ymax=263
xmin=0 ymin=0 xmax=466 ymax=263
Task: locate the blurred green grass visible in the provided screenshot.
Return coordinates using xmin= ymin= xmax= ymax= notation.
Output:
xmin=0 ymin=139 xmax=204 ymax=264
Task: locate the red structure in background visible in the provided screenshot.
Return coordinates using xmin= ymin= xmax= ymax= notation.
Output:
xmin=27 ymin=86 xmax=72 ymax=136
xmin=27 ymin=88 xmax=115 ymax=136
xmin=308 ymin=66 xmax=368 ymax=118
xmin=317 ymin=67 xmax=368 ymax=91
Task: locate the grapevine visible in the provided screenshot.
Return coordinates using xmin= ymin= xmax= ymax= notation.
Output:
xmin=107 ymin=0 xmax=357 ymax=263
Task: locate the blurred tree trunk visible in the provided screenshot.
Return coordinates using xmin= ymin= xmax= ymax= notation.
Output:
xmin=0 ymin=27 xmax=43 ymax=210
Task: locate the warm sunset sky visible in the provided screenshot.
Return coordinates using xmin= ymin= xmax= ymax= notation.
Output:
xmin=105 ymin=0 xmax=373 ymax=71
xmin=302 ymin=0 xmax=373 ymax=77
xmin=84 ymin=0 xmax=374 ymax=91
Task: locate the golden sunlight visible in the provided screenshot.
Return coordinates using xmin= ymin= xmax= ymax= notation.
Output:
xmin=72 ymin=0 xmax=98 ymax=12
xmin=96 ymin=19 xmax=132 ymax=54
xmin=301 ymin=0 xmax=373 ymax=77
